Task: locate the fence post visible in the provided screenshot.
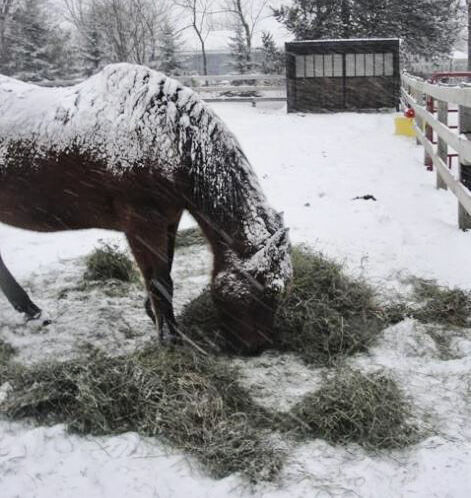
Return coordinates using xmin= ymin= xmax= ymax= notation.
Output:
xmin=436 ymin=100 xmax=448 ymax=190
xmin=410 ymin=85 xmax=424 ymax=146
xmin=458 ymin=105 xmax=471 ymax=230
xmin=425 ymin=95 xmax=434 ymax=170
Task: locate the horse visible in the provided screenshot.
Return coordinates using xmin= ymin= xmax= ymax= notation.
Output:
xmin=0 ymin=63 xmax=292 ymax=354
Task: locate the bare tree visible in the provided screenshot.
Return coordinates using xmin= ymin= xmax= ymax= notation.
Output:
xmin=174 ymin=0 xmax=212 ymax=76
xmin=64 ymin=0 xmax=167 ymax=68
xmin=223 ymin=0 xmax=269 ymax=68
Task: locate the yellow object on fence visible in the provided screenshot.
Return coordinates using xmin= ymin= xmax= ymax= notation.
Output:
xmin=394 ymin=116 xmax=416 ymax=137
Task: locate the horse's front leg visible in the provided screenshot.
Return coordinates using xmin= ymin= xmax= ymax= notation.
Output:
xmin=126 ymin=226 xmax=179 ymax=342
xmin=0 ymin=253 xmax=42 ymax=320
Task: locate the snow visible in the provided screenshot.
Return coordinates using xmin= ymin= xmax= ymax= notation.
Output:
xmin=2 ymin=102 xmax=471 ymax=497
xmin=453 ymin=50 xmax=467 ymax=60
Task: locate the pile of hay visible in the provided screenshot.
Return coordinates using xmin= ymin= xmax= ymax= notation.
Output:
xmin=0 ymin=346 xmax=282 ymax=482
xmin=84 ymin=242 xmax=140 ymax=283
xmin=273 ymin=246 xmax=388 ymax=364
xmin=284 ymin=367 xmax=419 ymax=449
xmin=180 ymin=246 xmax=388 ymax=364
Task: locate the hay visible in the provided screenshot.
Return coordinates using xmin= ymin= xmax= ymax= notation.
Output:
xmin=0 ymin=346 xmax=282 ymax=482
xmin=175 ymin=227 xmax=206 ymax=249
xmin=179 ymin=246 xmax=387 ymax=364
xmin=84 ymin=242 xmax=140 ymax=283
xmin=273 ymin=246 xmax=387 ymax=364
xmin=285 ymin=368 xmax=419 ymax=449
xmin=179 ymin=290 xmax=228 ymax=354
xmin=408 ymin=277 xmax=471 ymax=328
xmin=0 ymin=339 xmax=15 ymax=385
xmin=0 ymin=339 xmax=15 ymax=366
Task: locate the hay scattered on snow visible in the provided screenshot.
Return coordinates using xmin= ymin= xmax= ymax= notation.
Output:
xmin=285 ymin=367 xmax=419 ymax=449
xmin=84 ymin=242 xmax=140 ymax=283
xmin=408 ymin=277 xmax=471 ymax=328
xmin=0 ymin=346 xmax=283 ymax=482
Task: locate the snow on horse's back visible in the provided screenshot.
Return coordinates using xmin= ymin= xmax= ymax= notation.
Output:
xmin=0 ymin=63 xmax=292 ymax=353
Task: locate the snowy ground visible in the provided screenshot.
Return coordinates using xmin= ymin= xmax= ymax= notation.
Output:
xmin=1 ymin=103 xmax=471 ymax=497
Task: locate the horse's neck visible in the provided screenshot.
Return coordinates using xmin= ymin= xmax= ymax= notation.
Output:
xmin=186 ymin=151 xmax=278 ymax=273
xmin=180 ymin=105 xmax=279 ymax=269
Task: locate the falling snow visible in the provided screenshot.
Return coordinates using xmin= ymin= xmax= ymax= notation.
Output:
xmin=2 ymin=97 xmax=471 ymax=497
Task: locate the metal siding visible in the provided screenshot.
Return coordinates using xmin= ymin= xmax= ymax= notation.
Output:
xmin=285 ymin=39 xmax=400 ymax=112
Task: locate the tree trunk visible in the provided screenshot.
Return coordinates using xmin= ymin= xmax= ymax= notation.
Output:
xmin=201 ymin=41 xmax=208 ymax=76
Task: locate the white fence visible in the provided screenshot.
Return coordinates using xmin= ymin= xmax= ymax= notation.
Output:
xmin=178 ymin=73 xmax=286 ymax=104
xmin=37 ymin=73 xmax=287 ymax=105
xmin=401 ymin=73 xmax=471 ymax=229
xmin=406 ymin=58 xmax=468 ymax=77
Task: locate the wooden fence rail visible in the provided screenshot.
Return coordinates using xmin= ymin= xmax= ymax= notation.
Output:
xmin=36 ymin=73 xmax=287 ymax=105
xmin=401 ymin=73 xmax=471 ymax=229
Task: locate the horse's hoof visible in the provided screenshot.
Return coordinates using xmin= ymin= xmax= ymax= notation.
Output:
xmin=160 ymin=332 xmax=183 ymax=347
xmin=25 ymin=311 xmax=51 ymax=327
xmin=25 ymin=310 xmax=42 ymax=322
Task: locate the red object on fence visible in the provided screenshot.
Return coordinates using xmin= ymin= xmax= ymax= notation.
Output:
xmin=404 ymin=107 xmax=415 ymax=118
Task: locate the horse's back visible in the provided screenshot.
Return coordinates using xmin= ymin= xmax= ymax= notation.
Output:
xmin=0 ymin=65 xmax=192 ymax=233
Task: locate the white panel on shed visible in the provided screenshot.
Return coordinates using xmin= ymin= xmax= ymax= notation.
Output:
xmin=305 ymin=55 xmax=314 ymax=77
xmin=333 ymin=54 xmax=343 ymax=77
xmin=295 ymin=55 xmax=305 ymax=78
xmin=324 ymin=55 xmax=333 ymax=77
xmin=374 ymin=53 xmax=384 ymax=76
xmin=314 ymin=55 xmax=324 ymax=77
xmin=355 ymin=53 xmax=365 ymax=76
xmin=365 ymin=54 xmax=374 ymax=76
xmin=384 ymin=53 xmax=394 ymax=76
xmin=346 ymin=54 xmax=356 ymax=76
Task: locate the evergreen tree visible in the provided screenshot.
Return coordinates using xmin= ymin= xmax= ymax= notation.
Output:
xmin=229 ymin=22 xmax=251 ymax=74
xmin=79 ymin=6 xmax=107 ymax=76
xmin=4 ymin=0 xmax=71 ymax=80
xmin=260 ymin=31 xmax=284 ymax=74
xmin=158 ymin=20 xmax=183 ymax=75
xmin=273 ymin=0 xmax=462 ymax=59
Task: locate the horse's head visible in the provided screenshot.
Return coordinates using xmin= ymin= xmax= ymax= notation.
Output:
xmin=212 ymin=226 xmax=292 ymax=354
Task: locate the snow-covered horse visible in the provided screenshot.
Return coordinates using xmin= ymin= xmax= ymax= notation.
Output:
xmin=0 ymin=63 xmax=292 ymax=353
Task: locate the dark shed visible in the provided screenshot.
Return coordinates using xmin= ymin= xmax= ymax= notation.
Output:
xmin=285 ymin=38 xmax=401 ymax=112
